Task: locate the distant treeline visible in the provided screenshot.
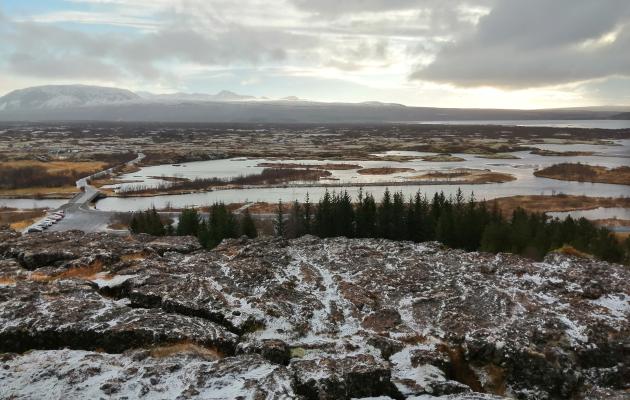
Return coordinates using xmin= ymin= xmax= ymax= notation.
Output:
xmin=273 ymin=189 xmax=629 ymax=264
xmin=129 ymin=204 xmax=256 ymax=249
xmin=128 ymin=188 xmax=629 ymax=264
xmin=119 ymin=168 xmax=330 ymax=194
xmin=92 ymin=152 xmax=138 ymax=168
xmin=0 ymin=152 xmax=137 ymax=190
xmin=0 ymin=166 xmax=86 ymax=189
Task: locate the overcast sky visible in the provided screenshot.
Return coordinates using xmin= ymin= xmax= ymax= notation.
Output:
xmin=1 ymin=0 xmax=629 ymax=108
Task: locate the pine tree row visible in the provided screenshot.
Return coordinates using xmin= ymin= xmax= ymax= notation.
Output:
xmin=275 ymin=189 xmax=628 ymax=264
xmin=129 ymin=204 xmax=257 ymax=249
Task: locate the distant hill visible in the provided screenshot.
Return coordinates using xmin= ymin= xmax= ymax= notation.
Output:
xmin=0 ymin=84 xmax=628 ymax=123
xmin=610 ymin=112 xmax=630 ymax=120
xmin=0 ymin=85 xmax=140 ymax=111
xmin=136 ymin=90 xmax=257 ymax=102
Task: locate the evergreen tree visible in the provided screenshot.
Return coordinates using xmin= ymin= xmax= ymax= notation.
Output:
xmin=334 ymin=190 xmax=355 ymax=238
xmin=286 ymin=200 xmax=304 ymax=238
xmin=165 ymin=222 xmax=175 ymax=236
xmin=177 ymin=207 xmax=200 ymax=236
xmin=148 ymin=207 xmax=165 ymax=236
xmin=378 ymin=188 xmax=393 ymax=239
xmin=206 ymin=202 xmax=238 ymax=248
xmin=435 ymin=201 xmax=454 ymax=246
xmin=240 ymin=209 xmax=257 ymax=238
xmin=129 ymin=213 xmax=139 ymax=233
xmin=315 ymin=190 xmax=334 ymax=237
xmin=274 ymin=200 xmax=286 ymax=237
xmin=355 ymin=191 xmax=377 ymax=238
xmin=129 ymin=207 xmax=166 ymax=236
xmin=302 ymin=193 xmax=312 ymax=235
xmin=391 ymin=191 xmax=406 ymax=240
xmin=128 ymin=188 xmax=630 ymax=265
xmin=197 ymin=218 xmax=210 ymax=248
xmin=480 ymin=221 xmax=511 ymax=253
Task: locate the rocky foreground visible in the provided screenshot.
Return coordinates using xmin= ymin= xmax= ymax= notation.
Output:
xmin=0 ymin=229 xmax=628 ymax=400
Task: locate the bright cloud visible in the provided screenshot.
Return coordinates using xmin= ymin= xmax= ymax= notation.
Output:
xmin=0 ymin=0 xmax=629 ymax=108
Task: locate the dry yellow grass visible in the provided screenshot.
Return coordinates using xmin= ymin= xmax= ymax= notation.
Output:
xmin=0 ymin=160 xmax=106 ymax=198
xmin=29 ymin=261 xmax=104 ymax=282
xmin=0 ymin=160 xmax=107 ymax=173
xmin=411 ymin=169 xmax=515 ymax=184
xmin=0 ymin=186 xmax=78 ymax=198
xmin=535 ymin=164 xmax=630 ymax=186
xmin=613 ymin=232 xmax=630 ymax=242
xmin=149 ymin=342 xmax=223 ymax=360
xmin=10 ymin=218 xmax=38 ymax=230
xmin=555 ymin=245 xmax=592 ymax=259
xmin=1 ymin=209 xmax=46 ymax=229
xmin=120 ymin=251 xmax=148 ymax=261
xmin=492 ymin=195 xmax=630 ymax=217
xmin=0 ymin=276 xmax=16 ymax=285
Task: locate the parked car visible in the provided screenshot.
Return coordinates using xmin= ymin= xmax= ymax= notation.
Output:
xmin=27 ymin=226 xmax=43 ymax=233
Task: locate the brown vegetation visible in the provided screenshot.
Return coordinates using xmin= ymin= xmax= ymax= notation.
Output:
xmin=257 ymin=162 xmax=361 ymax=170
xmin=149 ymin=342 xmax=223 ymax=360
xmin=594 ymin=218 xmax=630 ymax=228
xmin=0 ymin=159 xmax=112 ymax=198
xmin=30 ymin=260 xmax=104 ymax=283
xmin=0 ymin=276 xmax=16 ymax=285
xmin=118 ymin=168 xmax=331 ymax=196
xmin=0 ymin=164 xmax=96 ymax=189
xmin=475 ymin=153 xmax=520 ymax=159
xmin=420 ymin=154 xmax=465 ymax=162
xmin=554 ymin=245 xmax=592 ymax=259
xmin=491 ymin=194 xmax=630 ymax=217
xmin=534 ymin=163 xmax=630 ymax=185
xmin=530 ymin=149 xmax=594 ymax=156
xmin=357 ymin=167 xmax=415 ymax=175
xmin=0 ymin=208 xmax=47 ymax=230
xmin=410 ymin=169 xmax=515 ymax=184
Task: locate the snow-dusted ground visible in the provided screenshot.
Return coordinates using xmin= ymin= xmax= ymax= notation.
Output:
xmin=0 ymin=231 xmax=628 ymax=399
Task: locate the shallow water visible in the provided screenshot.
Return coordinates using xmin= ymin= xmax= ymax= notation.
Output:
xmin=547 ymin=207 xmax=630 ymax=221
xmin=5 ymin=134 xmax=629 ymax=214
xmin=90 ymin=137 xmax=630 ymax=212
xmin=0 ymin=198 xmax=66 ymax=210
xmin=404 ymin=120 xmax=630 ymax=129
xmin=110 ymin=139 xmax=630 ymax=191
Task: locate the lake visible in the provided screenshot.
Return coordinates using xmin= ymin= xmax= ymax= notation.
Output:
xmin=89 ymin=137 xmax=630 ymax=212
xmin=547 ymin=207 xmax=630 ymax=221
xmin=405 ymin=120 xmax=630 ymax=129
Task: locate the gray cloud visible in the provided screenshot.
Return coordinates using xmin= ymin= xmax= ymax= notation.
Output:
xmin=2 ymin=0 xmax=629 ymax=106
xmin=8 ymin=52 xmax=123 ymax=80
xmin=291 ymin=0 xmax=420 ymax=15
xmin=0 ymin=16 xmax=318 ymax=82
xmin=412 ymin=0 xmax=630 ymax=88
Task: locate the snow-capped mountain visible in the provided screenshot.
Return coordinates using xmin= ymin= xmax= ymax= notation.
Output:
xmin=0 ymin=84 xmax=625 ymax=123
xmin=136 ymin=90 xmax=257 ymax=102
xmin=0 ymin=85 xmax=140 ymax=111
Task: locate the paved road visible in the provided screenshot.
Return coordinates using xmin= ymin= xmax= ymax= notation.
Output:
xmin=28 ymin=153 xmax=145 ymax=234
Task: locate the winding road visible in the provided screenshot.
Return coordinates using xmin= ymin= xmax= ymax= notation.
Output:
xmin=29 ymin=153 xmax=145 ymax=233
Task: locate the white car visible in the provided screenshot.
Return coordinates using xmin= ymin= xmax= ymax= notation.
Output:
xmin=27 ymin=226 xmax=43 ymax=233
xmin=49 ymin=214 xmax=63 ymax=221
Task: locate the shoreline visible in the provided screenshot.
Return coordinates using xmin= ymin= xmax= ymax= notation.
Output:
xmin=104 ymin=176 xmax=517 ymax=198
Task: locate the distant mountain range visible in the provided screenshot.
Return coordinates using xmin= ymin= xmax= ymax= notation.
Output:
xmin=0 ymin=84 xmax=628 ymax=123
